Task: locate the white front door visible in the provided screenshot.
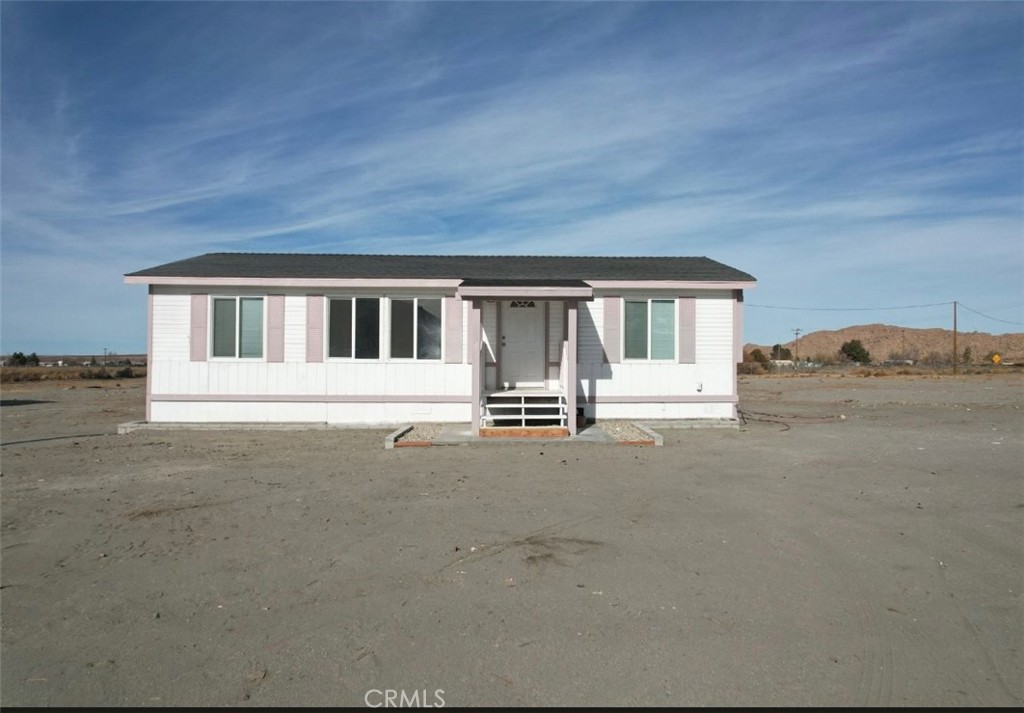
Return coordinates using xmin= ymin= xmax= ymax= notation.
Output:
xmin=501 ymin=301 xmax=545 ymax=387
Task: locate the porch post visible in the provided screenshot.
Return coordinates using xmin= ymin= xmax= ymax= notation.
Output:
xmin=469 ymin=299 xmax=483 ymax=436
xmin=567 ymin=300 xmax=578 ymax=435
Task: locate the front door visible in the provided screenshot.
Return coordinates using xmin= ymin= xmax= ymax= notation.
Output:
xmin=501 ymin=301 xmax=545 ymax=387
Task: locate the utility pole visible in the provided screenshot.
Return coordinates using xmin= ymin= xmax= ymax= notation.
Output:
xmin=952 ymin=302 xmax=958 ymax=375
xmin=792 ymin=328 xmax=802 ymax=363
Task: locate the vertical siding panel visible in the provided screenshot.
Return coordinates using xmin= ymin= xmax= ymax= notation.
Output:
xmin=481 ymin=301 xmax=497 ymax=364
xmin=734 ymin=289 xmax=744 ymax=364
xmin=266 ymin=294 xmax=285 ymax=363
xmin=577 ymin=299 xmax=604 ymax=364
xmin=548 ymin=301 xmax=563 ymax=363
xmin=306 ymin=295 xmax=324 ymax=363
xmin=678 ymin=297 xmax=696 ymax=364
xmin=695 ymin=292 xmax=733 ymax=362
xmin=461 ymin=300 xmax=469 ymax=364
xmin=603 ymin=296 xmax=621 ymax=364
xmin=190 ymin=294 xmax=208 ymax=362
xmin=444 ymin=297 xmax=463 ymax=363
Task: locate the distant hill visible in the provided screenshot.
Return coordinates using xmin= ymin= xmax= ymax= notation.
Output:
xmin=747 ymin=324 xmax=1024 ymax=364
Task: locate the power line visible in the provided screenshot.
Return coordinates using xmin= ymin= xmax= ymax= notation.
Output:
xmin=958 ymin=302 xmax=1024 ymax=326
xmin=746 ymin=301 xmax=953 ymax=312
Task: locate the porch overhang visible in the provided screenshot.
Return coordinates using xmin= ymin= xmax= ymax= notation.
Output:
xmin=456 ymin=279 xmax=594 ymax=301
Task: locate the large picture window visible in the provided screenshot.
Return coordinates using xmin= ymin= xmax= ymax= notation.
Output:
xmin=329 ymin=297 xmax=380 ymax=359
xmin=623 ymin=298 xmax=675 ymax=360
xmin=390 ymin=298 xmax=442 ymax=360
xmin=211 ymin=297 xmax=264 ymax=358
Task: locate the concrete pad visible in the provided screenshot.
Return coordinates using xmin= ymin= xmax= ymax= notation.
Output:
xmin=432 ymin=422 xmax=616 ymax=445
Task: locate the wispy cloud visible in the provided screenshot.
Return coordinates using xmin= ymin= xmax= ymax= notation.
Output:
xmin=2 ymin=2 xmax=1021 ymax=352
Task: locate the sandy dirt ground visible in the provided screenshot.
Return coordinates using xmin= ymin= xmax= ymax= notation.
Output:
xmin=1 ymin=374 xmax=1021 ymax=707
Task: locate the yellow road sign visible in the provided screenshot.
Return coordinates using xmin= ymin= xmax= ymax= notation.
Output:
xmin=992 ymin=353 xmax=1002 ymax=364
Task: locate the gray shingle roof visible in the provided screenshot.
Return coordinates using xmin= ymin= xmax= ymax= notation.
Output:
xmin=127 ymin=252 xmax=755 ymax=283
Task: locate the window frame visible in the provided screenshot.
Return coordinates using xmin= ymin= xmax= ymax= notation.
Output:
xmin=209 ymin=295 xmax=266 ymax=360
xmin=326 ymin=295 xmax=383 ymax=361
xmin=387 ymin=296 xmax=444 ymax=362
xmin=622 ymin=297 xmax=676 ymax=362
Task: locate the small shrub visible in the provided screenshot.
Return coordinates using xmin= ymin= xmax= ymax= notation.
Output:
xmin=738 ymin=362 xmax=765 ymax=375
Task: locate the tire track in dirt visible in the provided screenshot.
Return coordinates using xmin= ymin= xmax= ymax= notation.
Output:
xmin=788 ymin=525 xmax=900 ymax=707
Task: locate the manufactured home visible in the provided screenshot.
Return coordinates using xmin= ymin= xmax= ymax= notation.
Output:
xmin=125 ymin=253 xmax=756 ymax=435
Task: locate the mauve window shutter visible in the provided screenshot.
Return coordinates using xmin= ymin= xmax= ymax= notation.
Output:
xmin=190 ymin=294 xmax=208 ymax=362
xmin=444 ymin=297 xmax=463 ymax=363
xmin=306 ymin=295 xmax=324 ymax=363
xmin=603 ymin=296 xmax=621 ymax=363
xmin=678 ymin=297 xmax=696 ymax=364
xmin=266 ymin=295 xmax=285 ymax=363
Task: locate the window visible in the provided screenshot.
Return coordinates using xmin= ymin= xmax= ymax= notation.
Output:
xmin=211 ymin=297 xmax=264 ymax=358
xmin=329 ymin=297 xmax=380 ymax=359
xmin=390 ymin=298 xmax=442 ymax=360
xmin=623 ymin=298 xmax=675 ymax=360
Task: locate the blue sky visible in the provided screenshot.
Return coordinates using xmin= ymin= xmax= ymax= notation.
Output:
xmin=2 ymin=1 xmax=1022 ymax=355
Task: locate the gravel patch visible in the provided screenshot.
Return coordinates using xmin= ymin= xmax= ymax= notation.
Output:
xmin=397 ymin=422 xmax=443 ymax=442
xmin=598 ymin=420 xmax=655 ymax=442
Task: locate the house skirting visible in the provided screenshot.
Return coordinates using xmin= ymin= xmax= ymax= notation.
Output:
xmin=147 ymin=393 xmax=737 ymax=424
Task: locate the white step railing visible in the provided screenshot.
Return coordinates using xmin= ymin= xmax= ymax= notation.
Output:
xmin=483 ymin=390 xmax=567 ymax=428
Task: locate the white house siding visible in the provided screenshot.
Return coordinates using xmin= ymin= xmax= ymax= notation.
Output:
xmin=151 ymin=293 xmax=191 ymax=361
xmin=577 ymin=290 xmax=737 ymax=420
xmin=547 ymin=302 xmax=564 ymax=363
xmin=593 ymin=401 xmax=735 ymax=420
xmin=481 ymin=300 xmax=498 ymax=390
xmin=150 ymin=400 xmax=471 ymax=424
xmin=148 ymin=288 xmax=471 ymax=424
xmin=577 ymin=299 xmax=604 ymax=364
xmin=695 ymin=291 xmax=734 ymax=363
xmin=146 ymin=286 xmax=742 ymax=424
xmin=543 ymin=302 xmax=564 ymax=387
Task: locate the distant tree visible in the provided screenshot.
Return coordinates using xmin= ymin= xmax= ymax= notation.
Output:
xmin=6 ymin=352 xmax=38 ymax=366
xmin=962 ymin=347 xmax=972 ymax=365
xmin=840 ymin=340 xmax=871 ymax=364
xmin=749 ymin=348 xmax=771 ymax=367
xmin=771 ymin=344 xmax=793 ymax=360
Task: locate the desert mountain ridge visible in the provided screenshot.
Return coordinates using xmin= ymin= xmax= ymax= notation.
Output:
xmin=747 ymin=323 xmax=1024 ymax=363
